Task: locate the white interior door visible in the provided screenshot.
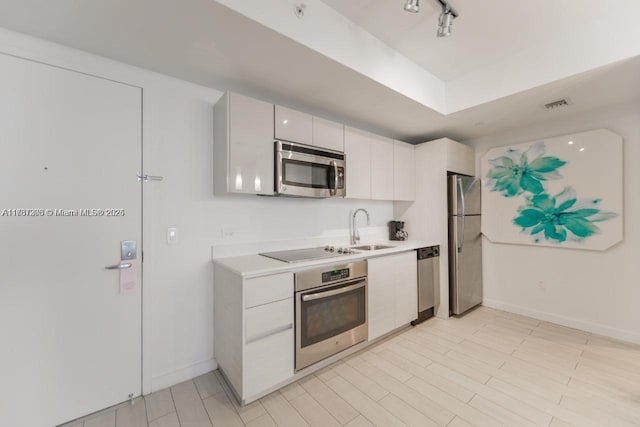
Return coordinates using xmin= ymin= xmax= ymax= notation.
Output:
xmin=0 ymin=54 xmax=142 ymax=426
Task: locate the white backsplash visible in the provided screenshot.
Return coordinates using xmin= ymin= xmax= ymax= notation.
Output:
xmin=212 ymin=226 xmax=389 ymax=258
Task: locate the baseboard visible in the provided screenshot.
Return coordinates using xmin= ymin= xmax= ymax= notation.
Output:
xmin=150 ymin=358 xmax=218 ymax=393
xmin=482 ymin=299 xmax=640 ymax=345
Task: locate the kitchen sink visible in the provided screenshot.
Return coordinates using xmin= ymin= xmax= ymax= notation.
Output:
xmin=351 ymin=244 xmax=395 ymax=251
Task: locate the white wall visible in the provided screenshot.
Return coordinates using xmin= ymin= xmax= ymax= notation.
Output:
xmin=466 ymin=102 xmax=640 ymax=344
xmin=0 ymin=28 xmax=395 ymax=393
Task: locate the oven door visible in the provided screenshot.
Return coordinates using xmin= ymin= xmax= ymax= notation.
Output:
xmin=295 ymin=278 xmax=367 ymax=371
xmin=276 ymin=142 xmax=345 ymax=198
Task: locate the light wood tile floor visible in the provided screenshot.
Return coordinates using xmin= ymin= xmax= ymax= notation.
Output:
xmin=62 ymin=306 xmax=640 ymax=427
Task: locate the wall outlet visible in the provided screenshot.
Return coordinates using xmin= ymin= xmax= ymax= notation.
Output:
xmin=537 ymin=281 xmax=546 ymax=290
xmin=221 ymin=228 xmax=236 ymax=239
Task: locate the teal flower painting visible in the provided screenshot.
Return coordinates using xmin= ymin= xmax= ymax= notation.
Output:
xmin=486 ymin=142 xmax=566 ymax=197
xmin=482 ymin=130 xmax=622 ymax=249
xmin=513 ymin=187 xmax=618 ymax=243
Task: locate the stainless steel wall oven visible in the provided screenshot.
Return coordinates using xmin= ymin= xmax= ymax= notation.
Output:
xmin=294 ymin=261 xmax=368 ymax=371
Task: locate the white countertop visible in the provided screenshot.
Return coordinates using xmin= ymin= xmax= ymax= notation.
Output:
xmin=212 ymin=240 xmax=437 ymax=278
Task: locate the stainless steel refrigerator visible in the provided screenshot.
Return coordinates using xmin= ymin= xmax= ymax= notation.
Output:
xmin=448 ymin=175 xmax=483 ymax=315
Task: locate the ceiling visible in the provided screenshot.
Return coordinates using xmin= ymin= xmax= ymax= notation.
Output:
xmin=321 ymin=0 xmax=624 ymax=82
xmin=0 ymin=0 xmax=637 ymax=143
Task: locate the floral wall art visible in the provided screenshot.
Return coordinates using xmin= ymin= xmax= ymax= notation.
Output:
xmin=481 ymin=129 xmax=623 ymax=251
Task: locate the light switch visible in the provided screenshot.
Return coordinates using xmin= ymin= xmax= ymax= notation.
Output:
xmin=167 ymin=227 xmax=178 ymax=244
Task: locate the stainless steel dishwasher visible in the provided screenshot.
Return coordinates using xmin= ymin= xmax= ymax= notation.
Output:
xmin=412 ymin=245 xmax=440 ymax=325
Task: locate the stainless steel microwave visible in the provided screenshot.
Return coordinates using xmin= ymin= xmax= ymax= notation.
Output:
xmin=275 ymin=141 xmax=345 ymax=198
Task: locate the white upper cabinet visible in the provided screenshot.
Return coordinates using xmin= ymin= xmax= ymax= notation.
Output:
xmin=312 ymin=116 xmax=344 ymax=152
xmin=393 ymin=140 xmax=416 ymax=201
xmin=344 ymin=126 xmax=371 ymax=199
xmin=275 ymin=105 xmax=312 ymax=145
xmin=445 ymin=138 xmax=476 ymax=176
xmin=370 ymin=135 xmax=394 ymax=201
xmin=215 ymin=92 xmax=417 ymax=200
xmin=214 ymin=92 xmax=275 ymax=196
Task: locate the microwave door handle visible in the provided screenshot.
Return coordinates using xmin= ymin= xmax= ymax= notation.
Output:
xmin=329 ymin=161 xmax=337 ymax=196
xmin=302 ymin=279 xmax=366 ymax=302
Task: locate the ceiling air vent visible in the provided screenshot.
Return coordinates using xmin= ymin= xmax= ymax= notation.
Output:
xmin=543 ymin=98 xmax=572 ymax=111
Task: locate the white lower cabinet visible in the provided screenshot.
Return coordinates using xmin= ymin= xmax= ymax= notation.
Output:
xmin=368 ymin=252 xmax=418 ymax=340
xmin=394 ymin=255 xmax=419 ymax=326
xmin=214 ymin=268 xmax=294 ymax=403
xmin=244 ymin=325 xmax=293 ymax=398
xmin=368 ymin=258 xmax=396 ymax=339
xmin=245 ymin=298 xmax=293 ymax=342
xmin=214 ymin=251 xmax=418 ymax=404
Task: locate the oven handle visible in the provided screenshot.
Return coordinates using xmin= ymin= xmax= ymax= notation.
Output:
xmin=301 ymin=279 xmax=366 ymax=302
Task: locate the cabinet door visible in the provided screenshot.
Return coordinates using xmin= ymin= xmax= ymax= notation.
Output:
xmin=228 ymin=93 xmax=274 ymax=195
xmin=243 ymin=298 xmax=294 ymax=399
xmin=312 ymin=117 xmax=344 ymax=152
xmin=393 ymin=141 xmax=416 ymax=201
xmin=275 ymin=105 xmax=312 ymax=145
xmin=344 ymin=127 xmax=371 ymax=199
xmin=370 ymin=135 xmax=394 ymax=200
xmin=393 ymin=252 xmax=418 ymax=327
xmin=244 ymin=328 xmax=294 ymax=399
xmin=367 ymin=256 xmax=397 ymax=340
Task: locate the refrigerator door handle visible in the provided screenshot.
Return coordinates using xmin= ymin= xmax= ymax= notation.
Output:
xmin=458 ymin=177 xmax=466 ymax=252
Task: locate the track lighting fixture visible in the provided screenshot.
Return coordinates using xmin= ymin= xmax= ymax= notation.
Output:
xmin=437 ymin=5 xmax=455 ymax=37
xmin=403 ymin=0 xmax=420 ymax=13
xmin=403 ymin=0 xmax=459 ymax=37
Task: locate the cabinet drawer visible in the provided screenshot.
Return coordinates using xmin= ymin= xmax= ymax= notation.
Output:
xmin=245 ymin=272 xmax=293 ymax=308
xmin=244 ymin=327 xmax=294 ymax=398
xmin=245 ymin=298 xmax=293 ymax=344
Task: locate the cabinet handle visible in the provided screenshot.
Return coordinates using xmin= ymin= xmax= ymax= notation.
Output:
xmin=246 ymin=323 xmax=293 ymax=344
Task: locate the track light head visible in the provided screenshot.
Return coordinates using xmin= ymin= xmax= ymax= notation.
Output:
xmin=404 ymin=0 xmax=420 ymax=13
xmin=437 ymin=6 xmax=455 ymax=37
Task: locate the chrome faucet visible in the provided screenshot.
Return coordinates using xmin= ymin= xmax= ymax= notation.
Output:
xmin=350 ymin=208 xmax=370 ymax=245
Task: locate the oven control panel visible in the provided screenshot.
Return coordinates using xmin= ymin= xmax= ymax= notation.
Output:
xmin=322 ymin=268 xmax=350 ymax=283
